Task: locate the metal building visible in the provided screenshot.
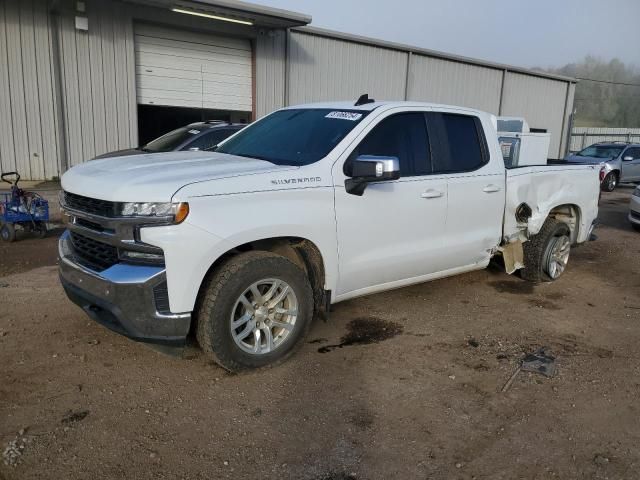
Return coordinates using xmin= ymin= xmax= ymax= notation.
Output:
xmin=0 ymin=0 xmax=577 ymax=180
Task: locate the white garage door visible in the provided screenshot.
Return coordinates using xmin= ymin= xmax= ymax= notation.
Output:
xmin=134 ymin=24 xmax=252 ymax=111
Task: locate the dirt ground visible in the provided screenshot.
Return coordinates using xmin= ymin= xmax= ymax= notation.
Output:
xmin=1 ymin=187 xmax=639 ymax=480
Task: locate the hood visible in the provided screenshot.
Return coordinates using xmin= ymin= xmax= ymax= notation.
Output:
xmin=564 ymin=154 xmax=606 ymax=165
xmin=61 ymin=151 xmax=294 ymax=202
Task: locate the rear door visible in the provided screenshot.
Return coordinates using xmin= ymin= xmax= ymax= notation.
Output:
xmin=621 ymin=147 xmax=640 ymax=181
xmin=427 ymin=111 xmax=505 ymax=268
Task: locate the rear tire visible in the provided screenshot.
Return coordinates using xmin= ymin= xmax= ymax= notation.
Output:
xmin=632 ymin=223 xmax=640 ymax=233
xmin=521 ymin=218 xmax=571 ymax=283
xmin=0 ymin=223 xmax=16 ymax=242
xmin=601 ymin=172 xmax=618 ymax=192
xmin=196 ymin=251 xmax=314 ymax=372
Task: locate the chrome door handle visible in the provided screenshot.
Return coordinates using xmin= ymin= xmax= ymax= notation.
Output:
xmin=482 ymin=184 xmax=501 ymax=193
xmin=421 ymin=190 xmax=443 ymax=199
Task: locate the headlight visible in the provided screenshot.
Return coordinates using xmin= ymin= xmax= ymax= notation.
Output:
xmin=120 ymin=202 xmax=189 ymax=223
xmin=634 ymin=187 xmax=640 ymax=198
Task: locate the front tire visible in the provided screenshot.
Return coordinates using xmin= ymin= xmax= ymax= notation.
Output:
xmin=196 ymin=251 xmax=314 ymax=371
xmin=601 ymin=172 xmax=618 ymax=192
xmin=521 ymin=219 xmax=571 ymax=283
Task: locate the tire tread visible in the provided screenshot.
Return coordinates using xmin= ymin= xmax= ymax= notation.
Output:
xmin=196 ymin=251 xmax=313 ymax=371
xmin=521 ymin=218 xmax=569 ymax=283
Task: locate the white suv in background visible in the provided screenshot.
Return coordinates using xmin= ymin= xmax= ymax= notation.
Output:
xmin=630 ymin=186 xmax=640 ymax=231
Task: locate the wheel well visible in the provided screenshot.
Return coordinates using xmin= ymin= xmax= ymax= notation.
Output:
xmin=195 ymin=237 xmax=327 ymax=324
xmin=548 ymin=204 xmax=581 ymax=242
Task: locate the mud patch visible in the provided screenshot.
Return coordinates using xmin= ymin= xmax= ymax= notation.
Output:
xmin=605 ymin=197 xmax=631 ymax=205
xmin=544 ymin=291 xmax=566 ymax=301
xmin=315 ymin=473 xmax=357 ymax=480
xmin=528 ymin=299 xmax=563 ymax=310
xmin=489 ymin=280 xmax=534 ymax=295
xmin=348 ymin=407 xmax=375 ymax=430
xmin=318 ymin=317 xmax=403 ymax=353
xmin=61 ymin=409 xmax=89 ymax=424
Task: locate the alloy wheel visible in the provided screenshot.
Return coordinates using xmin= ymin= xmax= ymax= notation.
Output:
xmin=230 ymin=278 xmax=298 ymax=355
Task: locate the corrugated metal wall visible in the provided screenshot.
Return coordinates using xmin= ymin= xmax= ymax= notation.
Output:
xmin=500 ymin=72 xmax=568 ymax=157
xmin=0 ymin=0 xmax=61 ymax=179
xmin=285 ymin=30 xmax=574 ymax=158
xmin=559 ymin=82 xmax=575 ymax=156
xmin=287 ymin=31 xmax=408 ymax=104
xmin=255 ymin=29 xmax=286 ymax=118
xmin=407 ymin=55 xmax=503 ymax=114
xmin=58 ymin=0 xmax=137 ymax=168
xmin=0 ymin=0 xmax=137 ymax=178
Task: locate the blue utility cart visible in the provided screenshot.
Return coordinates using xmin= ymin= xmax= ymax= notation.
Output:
xmin=0 ymin=172 xmax=49 ymax=242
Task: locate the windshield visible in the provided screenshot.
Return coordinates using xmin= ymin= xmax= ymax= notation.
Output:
xmin=216 ymin=109 xmax=368 ymax=166
xmin=576 ymin=145 xmax=624 ymax=159
xmin=143 ymin=127 xmax=202 ymax=152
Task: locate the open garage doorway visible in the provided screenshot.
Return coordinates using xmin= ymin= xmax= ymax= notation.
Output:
xmin=137 ymin=105 xmax=250 ymax=146
xmin=134 ymin=23 xmax=254 ymax=146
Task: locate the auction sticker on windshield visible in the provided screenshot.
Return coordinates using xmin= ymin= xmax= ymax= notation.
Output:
xmin=325 ymin=111 xmax=363 ymax=121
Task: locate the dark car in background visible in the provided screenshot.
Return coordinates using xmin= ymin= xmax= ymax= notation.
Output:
xmin=94 ymin=121 xmax=246 ymax=159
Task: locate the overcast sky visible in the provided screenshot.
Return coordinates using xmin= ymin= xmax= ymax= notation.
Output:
xmin=252 ymin=0 xmax=640 ymax=70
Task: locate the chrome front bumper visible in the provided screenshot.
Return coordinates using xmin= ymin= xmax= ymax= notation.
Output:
xmin=59 ymin=230 xmax=191 ymax=345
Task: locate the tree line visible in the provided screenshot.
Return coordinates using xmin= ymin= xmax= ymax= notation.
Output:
xmin=541 ymin=57 xmax=640 ymax=128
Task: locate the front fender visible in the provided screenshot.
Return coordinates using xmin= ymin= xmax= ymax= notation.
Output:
xmin=142 ymin=187 xmax=338 ymax=313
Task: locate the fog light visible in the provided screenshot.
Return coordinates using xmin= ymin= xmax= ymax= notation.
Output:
xmin=119 ymin=250 xmax=165 ymax=264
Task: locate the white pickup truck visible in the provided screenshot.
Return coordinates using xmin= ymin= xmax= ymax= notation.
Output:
xmin=59 ymin=98 xmax=600 ymax=371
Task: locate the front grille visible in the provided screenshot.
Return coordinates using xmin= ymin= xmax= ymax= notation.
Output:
xmin=70 ymin=232 xmax=118 ymax=271
xmin=74 ymin=217 xmax=114 ymax=234
xmin=64 ymin=191 xmax=120 ymax=217
xmin=153 ymin=282 xmax=171 ymax=314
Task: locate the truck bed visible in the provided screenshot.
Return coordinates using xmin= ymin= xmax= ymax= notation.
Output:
xmin=503 ymin=163 xmax=600 ymax=244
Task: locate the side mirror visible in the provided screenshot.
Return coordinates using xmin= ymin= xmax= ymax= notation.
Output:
xmin=623 ymin=156 xmax=633 ymax=161
xmin=345 ymin=155 xmax=400 ymax=196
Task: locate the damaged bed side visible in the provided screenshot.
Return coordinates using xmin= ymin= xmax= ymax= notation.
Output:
xmin=499 ymin=164 xmax=600 ymax=274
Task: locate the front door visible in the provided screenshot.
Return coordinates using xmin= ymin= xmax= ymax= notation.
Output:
xmin=621 ymin=147 xmax=640 ymax=182
xmin=332 ymin=111 xmax=450 ymax=298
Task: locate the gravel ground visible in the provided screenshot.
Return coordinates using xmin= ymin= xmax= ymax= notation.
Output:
xmin=1 ymin=187 xmax=639 ymax=480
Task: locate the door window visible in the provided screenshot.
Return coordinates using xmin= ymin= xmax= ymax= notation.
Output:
xmin=623 ymin=147 xmax=640 ymax=159
xmin=427 ymin=113 xmax=488 ymax=173
xmin=345 ymin=113 xmax=430 ymax=177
